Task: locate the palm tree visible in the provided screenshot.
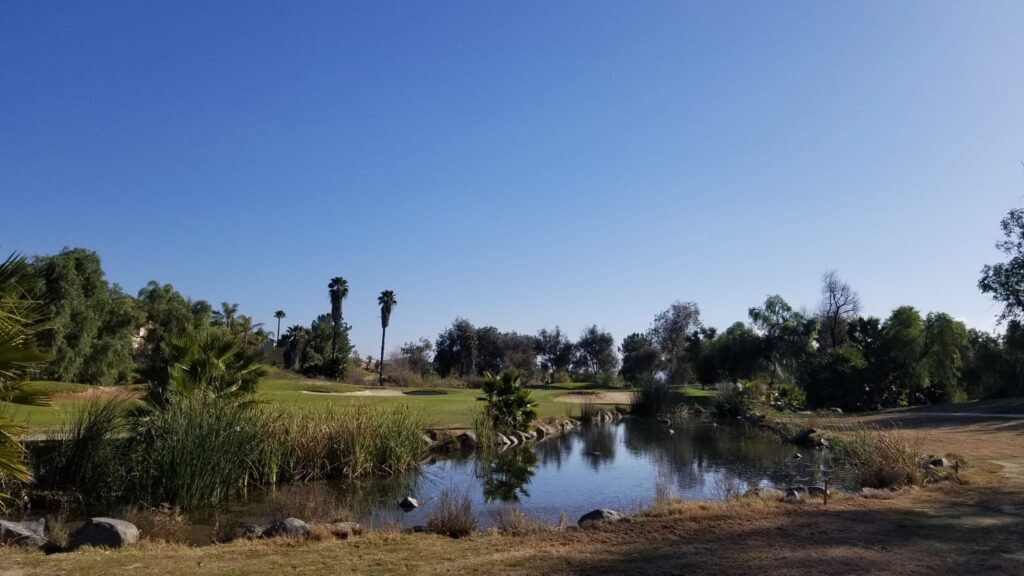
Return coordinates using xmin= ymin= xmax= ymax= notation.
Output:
xmin=281 ymin=325 xmax=310 ymax=370
xmin=273 ymin=310 xmax=286 ymax=344
xmin=214 ymin=302 xmax=239 ymax=332
xmin=235 ymin=315 xmax=263 ymax=348
xmin=0 ymin=253 xmax=48 ymax=508
xmin=377 ymin=290 xmax=397 ymax=385
xmin=327 ymin=277 xmax=349 ymax=359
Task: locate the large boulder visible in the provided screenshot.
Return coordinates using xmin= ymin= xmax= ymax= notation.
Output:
xmin=0 ymin=519 xmax=47 ymax=548
xmin=262 ymin=517 xmax=311 ymax=539
xmin=577 ymin=509 xmax=622 ymax=526
xmin=68 ymin=518 xmax=139 ymax=550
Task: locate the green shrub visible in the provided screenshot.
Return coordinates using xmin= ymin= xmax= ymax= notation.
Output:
xmin=771 ymin=381 xmax=806 ymax=412
xmin=481 ymin=370 xmax=537 ymax=434
xmin=712 ymin=381 xmax=761 ymax=417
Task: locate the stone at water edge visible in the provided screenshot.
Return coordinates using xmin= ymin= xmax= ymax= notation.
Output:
xmin=456 ymin=431 xmax=478 ymax=449
xmin=68 ymin=518 xmax=140 ymax=550
xmin=399 ymin=496 xmax=420 ymax=510
xmin=577 ymin=509 xmax=623 ymax=526
xmin=326 ymin=522 xmax=363 ymax=539
xmin=0 ymin=519 xmax=47 ymax=548
xmin=262 ymin=517 xmax=311 ymax=539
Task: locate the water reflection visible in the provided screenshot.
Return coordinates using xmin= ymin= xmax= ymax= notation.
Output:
xmin=476 ymin=448 xmax=538 ymax=502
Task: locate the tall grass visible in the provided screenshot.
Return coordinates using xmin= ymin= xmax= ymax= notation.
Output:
xmin=828 ymin=421 xmax=923 ymax=489
xmin=425 ymin=489 xmax=476 ymax=538
xmin=33 ymin=398 xmax=428 ymax=511
xmin=630 ymin=378 xmax=673 ymax=417
xmin=39 ymin=396 xmax=133 ymax=503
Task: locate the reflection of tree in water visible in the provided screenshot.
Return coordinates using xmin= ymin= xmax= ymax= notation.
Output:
xmin=579 ymin=424 xmax=617 ymax=470
xmin=621 ymin=419 xmax=842 ymax=496
xmin=477 ymin=447 xmax=539 ymax=502
xmin=535 ymin=431 xmax=575 ymax=469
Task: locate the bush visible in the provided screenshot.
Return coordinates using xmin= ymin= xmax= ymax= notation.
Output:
xmin=425 ymin=490 xmax=477 ymax=538
xmin=771 ymin=381 xmax=806 ymax=412
xmin=830 ymin=422 xmax=923 ymax=489
xmin=712 ymin=381 xmax=761 ymax=418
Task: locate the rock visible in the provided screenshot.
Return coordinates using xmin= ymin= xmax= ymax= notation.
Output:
xmin=744 ymin=487 xmax=785 ymax=501
xmin=786 ymin=485 xmax=829 ymax=498
xmin=667 ymin=428 xmax=675 ymax=435
xmin=790 ymin=427 xmax=828 ymax=448
xmin=325 ymin=522 xmax=363 ymax=539
xmin=515 ymin=431 xmax=531 ymax=444
xmin=798 ymin=410 xmax=813 ymax=415
xmin=925 ymin=456 xmax=952 ymax=468
xmin=828 ymin=407 xmax=844 ymax=414
xmin=0 ymin=519 xmax=47 ymax=548
xmin=784 ymin=488 xmax=803 ymax=502
xmin=496 ymin=433 xmax=511 ymax=446
xmin=262 ymin=517 xmax=311 ymax=539
xmin=399 ymin=496 xmax=420 ymax=510
xmin=425 ymin=429 xmax=439 ymax=441
xmin=806 ymin=485 xmax=830 ymax=497
xmin=422 ymin=434 xmax=435 ymax=448
xmin=241 ymin=524 xmax=267 ymax=539
xmin=577 ymin=509 xmax=622 ymax=526
xmin=68 ymin=518 xmax=140 ymax=550
xmin=584 ymin=451 xmax=601 ymax=456
xmin=533 ymin=426 xmax=546 ymax=439
xmin=456 ymin=431 xmax=478 ymax=449
xmin=792 ymin=452 xmax=803 ymax=460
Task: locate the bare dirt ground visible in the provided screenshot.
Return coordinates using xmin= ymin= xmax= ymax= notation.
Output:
xmin=554 ymin=391 xmax=633 ymax=404
xmin=7 ymin=411 xmax=1024 ymax=576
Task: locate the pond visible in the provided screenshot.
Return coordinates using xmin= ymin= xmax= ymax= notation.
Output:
xmin=186 ymin=417 xmax=845 ymax=540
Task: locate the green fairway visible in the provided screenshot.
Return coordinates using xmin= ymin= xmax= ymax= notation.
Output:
xmin=3 ymin=368 xmax=717 ymax=431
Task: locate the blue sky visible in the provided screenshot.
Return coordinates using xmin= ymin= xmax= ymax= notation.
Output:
xmin=3 ymin=1 xmax=1023 ymax=357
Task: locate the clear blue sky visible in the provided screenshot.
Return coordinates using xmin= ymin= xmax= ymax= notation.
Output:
xmin=3 ymin=1 xmax=1023 ymax=357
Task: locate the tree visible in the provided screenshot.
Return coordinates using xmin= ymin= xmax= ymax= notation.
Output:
xmin=481 ymin=370 xmax=537 ymax=434
xmin=619 ymin=332 xmax=659 ymax=386
xmin=328 ymin=277 xmax=349 ymax=359
xmin=0 ymin=253 xmax=49 ymax=507
xmin=877 ymin=306 xmax=927 ymax=406
xmin=923 ymin=312 xmax=969 ymax=402
xmin=31 ymin=248 xmax=139 ymax=384
xmin=817 ymin=270 xmax=861 ymax=350
xmin=273 ymin=310 xmax=286 ymax=344
xmin=748 ymin=295 xmax=817 ymax=401
xmin=212 ymin=302 xmax=239 ymax=332
xmin=434 ymin=318 xmax=477 ymax=378
xmin=535 ymin=327 xmax=574 ymax=383
xmin=280 ymin=325 xmax=310 ymax=370
xmin=302 ymin=313 xmax=350 ymax=379
xmin=648 ymin=301 xmax=702 ymax=384
xmin=700 ymin=322 xmax=761 ymax=385
xmin=136 ymin=281 xmax=211 ymax=361
xmin=377 ymin=290 xmax=397 ymax=385
xmin=980 ymin=208 xmax=1024 ymax=322
xmin=235 ymin=315 xmax=263 ymax=348
xmin=398 ymin=338 xmax=433 ymax=377
xmin=570 ymin=326 xmax=618 ymax=381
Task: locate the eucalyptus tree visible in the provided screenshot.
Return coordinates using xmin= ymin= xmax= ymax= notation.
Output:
xmin=980 ymin=207 xmax=1024 ymax=322
xmin=572 ymin=325 xmax=618 ymax=380
xmin=648 ymin=301 xmax=703 ymax=384
xmin=0 ymin=253 xmax=48 ymax=506
xmin=273 ymin=310 xmax=286 ymax=344
xmin=377 ymin=290 xmax=397 ymax=385
xmin=535 ymin=327 xmax=574 ymax=383
xmin=328 ymin=277 xmax=349 ymax=359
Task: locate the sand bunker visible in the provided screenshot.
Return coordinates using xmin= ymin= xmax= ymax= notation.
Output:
xmin=300 ymin=389 xmax=406 ymax=397
xmin=554 ymin=391 xmax=632 ymax=404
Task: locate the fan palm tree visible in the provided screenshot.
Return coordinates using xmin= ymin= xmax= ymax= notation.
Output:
xmin=235 ymin=315 xmax=263 ymax=348
xmin=0 ymin=253 xmax=48 ymax=508
xmin=273 ymin=310 xmax=286 ymax=345
xmin=327 ymin=277 xmax=349 ymax=359
xmin=281 ymin=325 xmax=310 ymax=370
xmin=377 ymin=290 xmax=397 ymax=385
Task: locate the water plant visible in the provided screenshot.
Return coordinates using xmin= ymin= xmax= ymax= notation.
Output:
xmin=425 ymin=489 xmax=476 ymax=538
xmin=481 ymin=369 xmax=536 ymax=434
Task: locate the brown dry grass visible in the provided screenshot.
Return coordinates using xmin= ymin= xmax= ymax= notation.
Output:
xmin=6 ymin=412 xmax=1024 ymax=575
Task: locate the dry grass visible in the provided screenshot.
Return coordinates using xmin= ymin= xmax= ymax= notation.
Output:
xmin=424 ymin=490 xmax=476 ymax=538
xmin=488 ymin=506 xmax=552 ymax=536
xmin=828 ymin=420 xmax=924 ymax=488
xmin=266 ymin=483 xmax=352 ymax=523
xmin=123 ymin=504 xmax=189 ymax=543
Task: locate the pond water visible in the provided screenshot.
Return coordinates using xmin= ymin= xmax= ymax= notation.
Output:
xmin=195 ymin=417 xmax=845 ymax=539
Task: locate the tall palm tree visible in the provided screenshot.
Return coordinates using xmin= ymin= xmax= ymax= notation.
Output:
xmin=0 ymin=253 xmax=48 ymax=508
xmin=281 ymin=325 xmax=309 ymax=370
xmin=273 ymin=310 xmax=286 ymax=344
xmin=377 ymin=290 xmax=397 ymax=385
xmin=215 ymin=302 xmax=239 ymax=332
xmin=327 ymin=277 xmax=349 ymax=359
xmin=235 ymin=315 xmax=263 ymax=348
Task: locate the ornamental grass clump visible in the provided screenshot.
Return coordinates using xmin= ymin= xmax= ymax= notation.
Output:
xmin=829 ymin=421 xmax=923 ymax=489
